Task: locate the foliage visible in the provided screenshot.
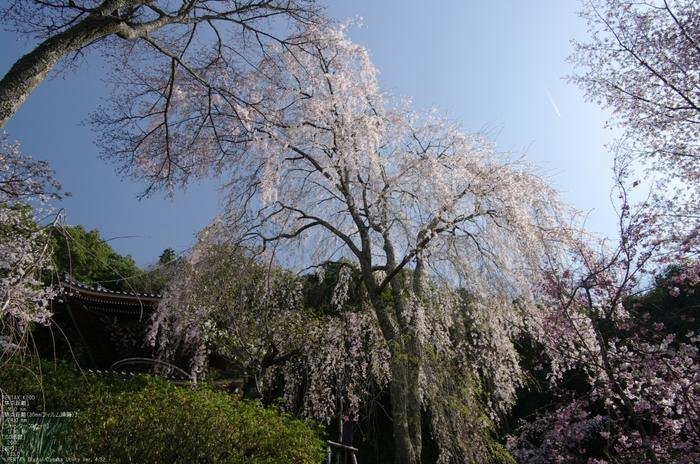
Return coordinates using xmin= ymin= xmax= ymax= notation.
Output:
xmin=0 ymin=357 xmax=93 ymax=463
xmin=273 ymin=300 xmax=389 ymax=423
xmin=67 ymin=380 xmax=325 ymax=463
xmin=0 ymin=135 xmax=64 ymax=203
xmin=569 ymin=0 xmax=700 ymax=183
xmin=535 ymin=3 xmax=700 ymax=461
xmin=0 ymin=204 xmax=53 ymax=337
xmin=150 ymin=232 xmax=315 ymax=387
xmin=627 ymin=264 xmax=700 ymax=341
xmin=151 ymin=231 xmax=388 ymax=426
xmin=49 ymin=224 xmax=142 ymax=292
xmin=1 ymin=417 xmax=68 ymax=463
xmin=27 ymin=224 xmax=155 ymax=363
xmin=0 ymin=356 xmax=144 ymax=414
xmin=124 ymin=247 xmax=180 ymax=295
xmin=158 ymin=247 xmax=176 ymax=264
xmin=0 ymin=357 xmax=325 ymax=463
xmin=507 ymin=170 xmax=700 ymax=463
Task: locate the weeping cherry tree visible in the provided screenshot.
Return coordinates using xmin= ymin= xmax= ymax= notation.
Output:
xmin=115 ymin=26 xmax=579 ymax=463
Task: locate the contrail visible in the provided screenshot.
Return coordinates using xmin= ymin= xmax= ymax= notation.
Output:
xmin=541 ymin=83 xmax=562 ymax=118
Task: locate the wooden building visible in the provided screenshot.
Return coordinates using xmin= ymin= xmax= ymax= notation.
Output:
xmin=60 ymin=279 xmax=237 ymax=385
xmin=60 ymin=279 xmax=161 ymax=371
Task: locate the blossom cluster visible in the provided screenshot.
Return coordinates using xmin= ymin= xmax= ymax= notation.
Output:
xmin=0 ymin=133 xmax=62 ymax=346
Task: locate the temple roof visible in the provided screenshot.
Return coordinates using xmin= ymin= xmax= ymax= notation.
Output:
xmin=62 ymin=278 xmax=160 ymax=306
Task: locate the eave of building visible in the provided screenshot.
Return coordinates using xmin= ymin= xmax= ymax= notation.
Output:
xmin=61 ymin=280 xmax=161 ymax=309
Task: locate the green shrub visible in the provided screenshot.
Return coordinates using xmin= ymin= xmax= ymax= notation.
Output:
xmin=1 ymin=358 xmax=325 ymax=463
xmin=67 ymin=380 xmax=325 ymax=463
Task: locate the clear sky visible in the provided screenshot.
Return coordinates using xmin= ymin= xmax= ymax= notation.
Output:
xmin=0 ymin=0 xmax=621 ymax=268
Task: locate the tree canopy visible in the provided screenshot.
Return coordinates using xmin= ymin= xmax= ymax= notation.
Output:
xmin=569 ymin=0 xmax=700 ymax=178
xmin=568 ymin=0 xmax=700 ymax=254
xmin=0 ymin=0 xmax=324 ymax=131
xmin=49 ymin=225 xmax=142 ymax=292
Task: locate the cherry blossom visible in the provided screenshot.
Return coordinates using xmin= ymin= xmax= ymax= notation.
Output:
xmin=0 ymin=133 xmax=63 ymax=350
xmin=510 ymin=166 xmax=700 ymax=463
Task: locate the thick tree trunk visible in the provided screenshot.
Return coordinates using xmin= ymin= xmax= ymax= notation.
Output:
xmin=360 ymin=238 xmax=423 ymax=464
xmin=391 ymin=291 xmax=422 ymax=464
xmin=0 ymin=3 xmax=129 ymax=129
xmin=390 ymin=355 xmax=421 ymax=464
xmin=361 ymin=274 xmax=419 ymax=463
xmin=405 ymin=256 xmax=425 ymax=459
xmin=364 ymin=290 xmax=417 ymax=462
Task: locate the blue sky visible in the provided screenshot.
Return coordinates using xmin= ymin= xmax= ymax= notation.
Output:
xmin=1 ymin=0 xmax=620 ymax=268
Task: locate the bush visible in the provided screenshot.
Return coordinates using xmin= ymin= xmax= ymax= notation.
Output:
xmin=1 ymin=358 xmax=325 ymax=463
xmin=67 ymin=380 xmax=325 ymax=463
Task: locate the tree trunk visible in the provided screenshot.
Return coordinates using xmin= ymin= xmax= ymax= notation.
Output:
xmin=390 ymin=288 xmax=422 ymax=464
xmin=0 ymin=11 xmax=122 ymax=129
xmin=361 ymin=240 xmax=423 ymax=464
xmin=390 ymin=354 xmax=421 ymax=464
